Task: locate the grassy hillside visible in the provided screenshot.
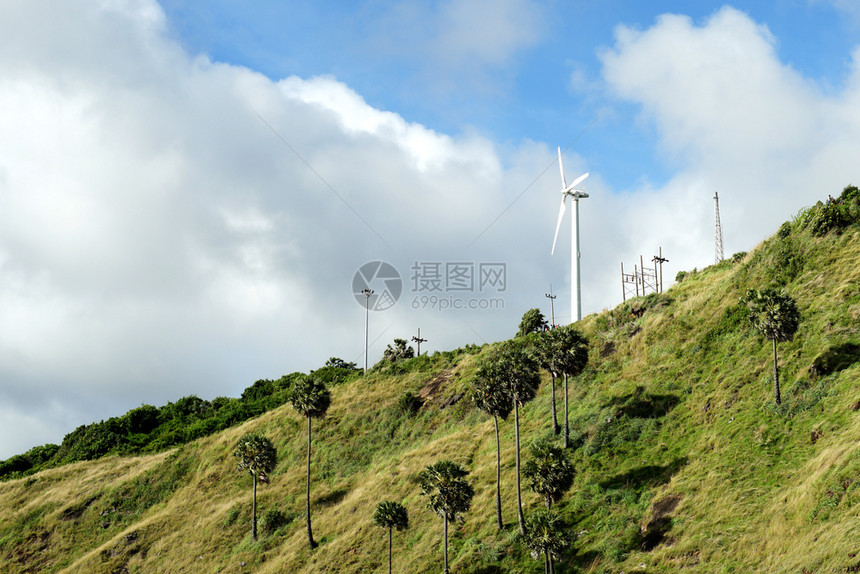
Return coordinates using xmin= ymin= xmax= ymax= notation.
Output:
xmin=0 ymin=190 xmax=858 ymax=573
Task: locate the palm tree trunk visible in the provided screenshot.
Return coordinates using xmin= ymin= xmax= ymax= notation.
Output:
xmin=306 ymin=414 xmax=317 ymax=549
xmin=772 ymin=338 xmax=781 ymax=405
xmin=251 ymin=473 xmax=257 ymax=540
xmin=388 ymin=525 xmax=393 ymax=574
xmin=514 ymin=401 xmax=525 ymax=536
xmin=443 ymin=515 xmax=449 ymax=574
xmin=551 ymin=374 xmax=559 ymax=435
xmin=543 ymin=551 xmax=549 ymax=574
xmin=493 ymin=414 xmax=503 ymax=531
xmin=549 ymin=551 xmax=555 ymax=574
xmin=563 ymin=373 xmax=569 ymax=448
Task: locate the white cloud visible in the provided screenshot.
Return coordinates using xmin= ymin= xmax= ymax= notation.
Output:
xmin=596 ymin=6 xmax=860 ymax=274
xmin=601 ymin=8 xmax=819 ymax=167
xmin=278 ymin=75 xmax=499 ymax=173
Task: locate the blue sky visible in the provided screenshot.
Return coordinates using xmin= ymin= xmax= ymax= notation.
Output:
xmin=1 ymin=0 xmax=859 ymax=458
xmin=157 ymin=0 xmax=857 ymax=190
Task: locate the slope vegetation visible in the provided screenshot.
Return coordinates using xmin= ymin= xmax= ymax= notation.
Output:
xmin=1 ymin=190 xmax=858 ymax=573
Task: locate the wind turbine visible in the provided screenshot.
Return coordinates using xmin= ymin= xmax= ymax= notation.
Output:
xmin=551 ymin=147 xmax=589 ymax=323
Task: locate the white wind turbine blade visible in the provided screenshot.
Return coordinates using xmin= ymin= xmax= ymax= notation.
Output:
xmin=567 ymin=171 xmax=589 ymax=191
xmin=557 ymin=147 xmax=567 ymax=188
xmin=551 ymin=195 xmax=567 ymax=255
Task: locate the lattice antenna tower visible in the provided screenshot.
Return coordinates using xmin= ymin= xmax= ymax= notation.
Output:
xmin=714 ymin=191 xmax=725 ymax=264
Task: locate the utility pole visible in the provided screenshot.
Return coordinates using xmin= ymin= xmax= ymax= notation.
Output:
xmin=652 ymin=247 xmax=669 ymax=293
xmin=411 ymin=328 xmax=427 ymax=356
xmin=714 ymin=191 xmax=725 ymax=264
xmin=361 ymin=288 xmax=373 ymax=372
xmin=544 ymin=286 xmax=557 ymax=328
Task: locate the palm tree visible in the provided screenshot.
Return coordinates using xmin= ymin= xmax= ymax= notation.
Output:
xmin=521 ymin=508 xmax=571 ymax=574
xmin=535 ymin=332 xmax=560 ymax=435
xmin=288 ymin=375 xmax=331 ymax=549
xmin=548 ymin=326 xmax=589 ymax=448
xmin=383 ymin=338 xmax=415 ymax=362
xmin=419 ymin=460 xmax=475 ymax=574
xmin=472 ymin=358 xmax=514 ymax=530
xmin=233 ymin=434 xmax=277 ymax=541
xmin=490 ymin=342 xmax=541 ymax=535
xmin=523 ymin=438 xmax=574 ymax=509
xmin=372 ymin=501 xmax=409 ymax=574
xmin=743 ymin=288 xmax=800 ymax=405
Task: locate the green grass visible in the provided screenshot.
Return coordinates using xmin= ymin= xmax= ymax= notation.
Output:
xmin=0 ymin=195 xmax=858 ymax=573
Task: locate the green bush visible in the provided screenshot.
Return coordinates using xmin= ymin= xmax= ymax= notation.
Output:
xmin=770 ymin=237 xmax=804 ymax=285
xmin=123 ymin=404 xmax=160 ymax=434
xmin=260 ymin=508 xmax=291 ymax=535
xmin=240 ymin=379 xmax=277 ymax=403
xmin=397 ymin=391 xmax=423 ymax=415
xmin=839 ymin=184 xmax=859 ymax=203
xmin=805 ymin=200 xmax=852 ymax=236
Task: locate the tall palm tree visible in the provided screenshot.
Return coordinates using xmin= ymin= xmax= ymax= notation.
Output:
xmin=288 ymin=375 xmax=331 ymax=549
xmin=490 ymin=342 xmax=540 ymax=535
xmin=522 ymin=508 xmax=571 ymax=574
xmin=743 ymin=288 xmax=800 ymax=405
xmin=523 ymin=438 xmax=574 ymax=509
xmin=419 ymin=460 xmax=475 ymax=574
xmin=233 ymin=433 xmax=277 ymax=541
xmin=535 ymin=332 xmax=561 ymax=435
xmin=472 ymin=358 xmax=514 ymax=530
xmin=372 ymin=501 xmax=409 ymax=574
xmin=548 ymin=326 xmax=589 ymax=448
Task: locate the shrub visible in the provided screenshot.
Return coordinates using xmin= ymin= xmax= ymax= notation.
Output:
xmin=839 ymin=184 xmax=859 ymax=203
xmin=260 ymin=508 xmax=291 ymax=535
xmin=240 ymin=379 xmax=277 ymax=403
xmin=770 ymin=237 xmax=804 ymax=285
xmin=160 ymin=396 xmax=212 ymax=423
xmin=806 ymin=200 xmax=851 ymax=236
xmin=123 ymin=404 xmax=160 ymax=434
xmin=397 ymin=391 xmax=423 ymax=415
xmin=0 ymin=454 xmax=31 ymax=477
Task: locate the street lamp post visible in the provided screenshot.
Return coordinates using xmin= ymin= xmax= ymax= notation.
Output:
xmin=361 ymin=288 xmax=373 ymax=372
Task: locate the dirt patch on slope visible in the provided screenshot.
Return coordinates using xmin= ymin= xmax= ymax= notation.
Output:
xmin=418 ymin=369 xmax=454 ymax=404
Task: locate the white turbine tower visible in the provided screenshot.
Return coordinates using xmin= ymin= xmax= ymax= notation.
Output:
xmin=551 ymin=147 xmax=589 ymax=323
